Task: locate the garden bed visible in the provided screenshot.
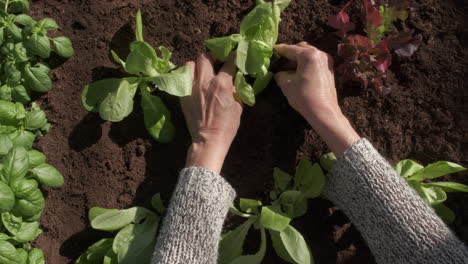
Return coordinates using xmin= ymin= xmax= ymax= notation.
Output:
xmin=28 ymin=0 xmax=468 ymax=263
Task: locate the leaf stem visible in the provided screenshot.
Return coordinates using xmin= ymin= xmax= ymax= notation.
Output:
xmin=4 ymin=0 xmax=9 ymax=13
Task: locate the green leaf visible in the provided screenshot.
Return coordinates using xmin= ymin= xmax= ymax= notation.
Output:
xmin=0 ymin=135 xmax=13 ymax=156
xmin=1 ymin=147 xmax=29 ymax=185
xmin=88 ymin=207 xmax=119 ymax=223
xmin=229 ymin=206 xmax=252 ymax=218
xmin=14 ymin=15 xmax=35 ymax=27
xmin=295 ymin=160 xmax=325 ymax=199
xmin=275 ymin=0 xmax=292 ymax=12
xmin=25 ymin=34 xmax=51 ymax=58
xmin=112 ymin=214 xmax=159 ymax=264
xmin=11 ymin=86 xmax=31 ymax=104
xmin=24 ymin=110 xmax=48 ymax=131
xmin=0 ymin=182 xmax=15 ymax=213
xmin=7 ymin=0 xmax=29 ymax=13
xmin=10 ymin=179 xmax=38 ymax=199
xmin=103 ymin=248 xmax=118 ymax=264
xmin=126 ymin=41 xmax=159 ymax=76
xmin=5 ymin=23 xmax=22 ymax=42
xmin=229 ymin=228 xmax=266 ymax=264
xmin=111 ymin=50 xmax=126 ymax=69
xmin=37 ymin=18 xmax=58 ymax=31
xmin=11 ymin=188 xmax=45 ymax=218
xmin=236 ymin=39 xmax=272 ymax=75
xmin=91 ymin=207 xmax=152 ymax=231
xmin=279 ymin=191 xmax=308 ymax=218
xmin=259 ymin=204 xmax=290 ymax=231
xmin=271 ymin=225 xmax=312 ymax=264
xmin=75 ymin=238 xmax=113 ymax=264
xmin=12 ymin=221 xmax=42 ymax=243
xmin=433 ymin=203 xmax=456 ymax=224
xmin=8 ymin=130 xmax=36 ymax=150
xmin=149 ymin=66 xmax=192 ymax=97
xmin=252 ymin=71 xmax=273 ymax=95
xmin=52 ymin=37 xmax=74 ymax=58
xmin=82 ymin=78 xmax=135 ymax=112
xmin=408 ymin=161 xmax=466 ymax=181
xmin=30 ymin=164 xmax=64 ymax=188
xmin=235 ymin=72 xmax=255 ymax=106
xmin=22 ymin=63 xmax=52 ymax=93
xmin=27 ymin=248 xmax=45 ymax=264
xmin=150 ymin=193 xmax=165 ymax=215
xmin=423 ymin=182 xmax=468 ymax=193
xmin=0 ymin=234 xmax=9 ymax=241
xmin=135 ymin=10 xmax=144 ymax=42
xmin=320 ymin=152 xmax=337 ymax=172
xmin=239 ymin=199 xmax=262 ymax=214
xmin=27 ymin=151 xmax=46 ymax=168
xmin=91 ymin=78 xmax=139 ymax=122
xmin=1 ymin=212 xmax=23 ymax=235
xmin=273 ymin=167 xmax=292 ymax=193
xmin=219 ymin=218 xmax=255 ymax=264
xmin=0 ymin=240 xmax=27 ymax=264
xmin=140 ymin=87 xmax=175 ymax=143
xmin=205 ymin=34 xmax=243 ymax=62
xmin=153 ymin=47 xmax=176 ymax=73
xmin=411 ymin=183 xmax=447 ymax=206
xmin=0 ymin=101 xmax=19 ymax=126
xmin=394 ymin=160 xmax=424 ymax=178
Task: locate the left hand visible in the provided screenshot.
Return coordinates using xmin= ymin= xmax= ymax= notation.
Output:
xmin=181 ymin=53 xmax=242 ymax=174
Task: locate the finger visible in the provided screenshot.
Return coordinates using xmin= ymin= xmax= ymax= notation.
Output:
xmin=274 ymin=71 xmax=295 ymax=90
xmin=196 ymin=52 xmax=215 ymax=82
xmin=274 ymin=44 xmax=305 ymax=61
xmin=297 ymin=41 xmax=310 ymax=48
xmin=218 ymin=53 xmax=237 ymax=81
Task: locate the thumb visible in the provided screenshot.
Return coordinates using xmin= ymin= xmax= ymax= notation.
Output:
xmin=274 ymin=71 xmax=295 ymax=92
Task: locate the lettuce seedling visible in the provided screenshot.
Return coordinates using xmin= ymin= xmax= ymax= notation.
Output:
xmin=82 ymin=10 xmax=192 ymax=143
xmin=76 ymin=193 xmax=166 ymax=264
xmin=327 ymin=0 xmax=420 ymax=95
xmin=219 ymin=159 xmax=325 ymax=264
xmin=0 ymin=0 xmax=74 ymax=103
xmin=395 ymin=160 xmax=467 ymax=224
xmin=205 ymin=0 xmax=291 ymax=106
xmin=319 ymin=152 xmax=468 ymax=224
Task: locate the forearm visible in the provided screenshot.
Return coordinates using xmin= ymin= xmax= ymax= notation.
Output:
xmin=324 ymin=139 xmax=468 ymax=264
xmin=151 ymin=167 xmax=236 ymax=264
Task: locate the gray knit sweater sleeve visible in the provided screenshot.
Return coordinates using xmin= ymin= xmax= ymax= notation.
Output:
xmin=151 ymin=167 xmax=236 ymax=264
xmin=324 ymin=138 xmax=468 ymax=264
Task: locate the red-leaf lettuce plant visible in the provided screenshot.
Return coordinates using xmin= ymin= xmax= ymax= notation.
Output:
xmin=328 ymin=0 xmax=421 ymax=95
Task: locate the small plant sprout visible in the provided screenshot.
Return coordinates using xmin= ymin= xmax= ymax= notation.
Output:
xmin=219 ymin=159 xmax=325 ymax=264
xmin=327 ymin=0 xmax=421 ymax=95
xmin=205 ymin=0 xmax=291 ymax=106
xmin=82 ymin=10 xmax=192 ymax=143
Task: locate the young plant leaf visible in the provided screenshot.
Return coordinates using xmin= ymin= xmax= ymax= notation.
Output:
xmin=1 ymin=212 xmax=23 ymax=234
xmin=22 ymin=63 xmax=52 ymax=92
xmin=411 ymin=183 xmax=447 ymax=206
xmin=149 ymin=65 xmax=192 ymax=97
xmin=88 ymin=208 xmax=120 ymax=223
xmin=11 ymin=189 xmax=45 ymax=218
xmin=126 ymin=41 xmax=160 ymax=77
xmin=259 ymin=204 xmax=291 ymax=232
xmin=0 ymin=135 xmax=13 ymax=156
xmin=1 ymin=147 xmax=30 ymax=185
xmin=239 ymin=198 xmax=262 ymax=214
xmin=235 ymin=72 xmax=255 ymax=106
xmin=395 ymin=159 xmax=424 ymax=178
xmin=135 ymin=10 xmax=144 ymax=42
xmin=140 ymin=87 xmax=175 ymax=143
xmin=0 ymin=240 xmax=27 ymax=264
xmin=271 ymin=225 xmax=313 ymax=264
xmin=273 ymin=167 xmax=292 ymax=193
xmin=408 ymin=161 xmax=466 ymax=181
xmin=295 ymin=160 xmax=325 ymax=199
xmin=25 ymin=34 xmax=51 ymax=58
xmin=12 ymin=221 xmax=42 ymax=243
xmin=320 ymin=152 xmax=337 ymax=172
xmin=10 ymin=179 xmax=39 ymax=199
xmin=75 ymin=238 xmax=113 ymax=264
xmin=229 ymin=227 xmax=267 ymax=264
xmin=52 ymin=37 xmax=74 ymax=58
xmin=279 ymin=191 xmax=308 ymax=218
xmin=27 ymin=151 xmax=47 ymax=168
xmin=205 ymin=34 xmax=243 ymax=62
xmin=327 ymin=2 xmax=355 ymax=37
xmin=423 ymin=182 xmax=468 ymax=193
xmin=30 ymin=164 xmax=65 ymax=188
xmin=0 ymin=182 xmax=16 ymax=213
xmin=91 ymin=207 xmax=152 ymax=231
xmin=219 ymin=217 xmax=255 ymax=264
xmin=433 ymin=203 xmax=456 ymax=224
xmin=28 ymin=248 xmax=45 ymax=264
xmin=150 ymin=193 xmax=166 ymax=215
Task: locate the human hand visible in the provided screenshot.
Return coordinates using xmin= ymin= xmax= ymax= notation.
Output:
xmin=181 ymin=53 xmax=242 ymax=173
xmin=275 ymin=42 xmax=360 ymax=155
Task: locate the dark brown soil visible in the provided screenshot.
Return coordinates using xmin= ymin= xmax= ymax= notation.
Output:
xmin=27 ymin=0 xmax=468 ymax=263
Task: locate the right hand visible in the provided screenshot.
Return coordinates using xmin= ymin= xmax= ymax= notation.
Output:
xmin=274 ymin=42 xmax=340 ymax=125
xmin=274 ymin=42 xmax=360 ymax=155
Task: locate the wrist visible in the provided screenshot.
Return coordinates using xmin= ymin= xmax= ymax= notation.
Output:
xmin=305 ymin=109 xmax=360 ymax=156
xmin=185 ymin=141 xmax=230 ymax=174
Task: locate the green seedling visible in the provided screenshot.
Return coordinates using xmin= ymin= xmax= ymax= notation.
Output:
xmin=82 ymin=10 xmax=192 ymax=143
xmin=76 ymin=193 xmax=166 ymax=264
xmin=205 ymin=0 xmax=291 ymax=106
xmin=219 ymin=159 xmax=325 ymax=264
xmin=0 ymin=0 xmax=74 ymax=103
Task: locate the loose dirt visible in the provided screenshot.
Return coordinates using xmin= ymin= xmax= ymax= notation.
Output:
xmin=28 ymin=0 xmax=468 ymax=263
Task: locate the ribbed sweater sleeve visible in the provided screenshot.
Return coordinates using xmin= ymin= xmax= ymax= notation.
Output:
xmin=151 ymin=167 xmax=236 ymax=264
xmin=324 ymin=138 xmax=468 ymax=264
